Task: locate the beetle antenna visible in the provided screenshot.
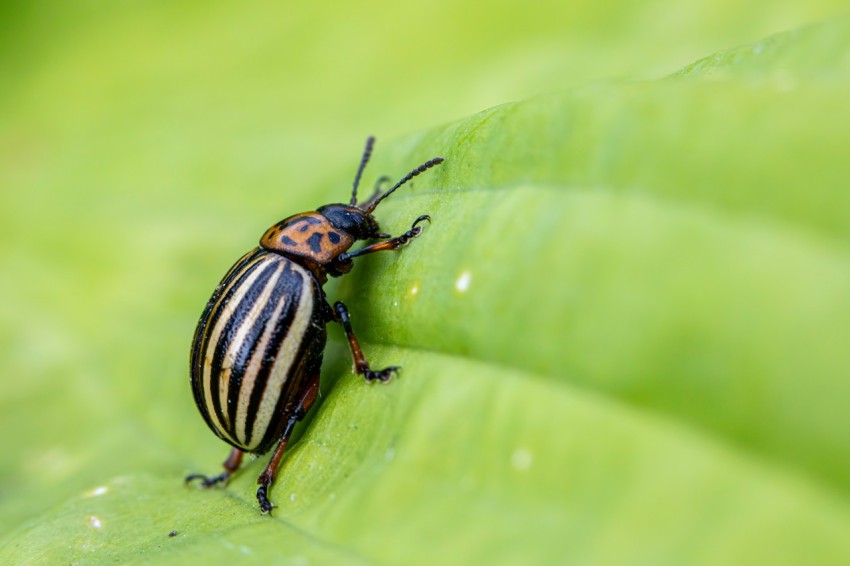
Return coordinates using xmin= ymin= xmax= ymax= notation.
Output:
xmin=364 ymin=157 xmax=444 ymax=213
xmin=350 ymin=136 xmax=376 ymax=206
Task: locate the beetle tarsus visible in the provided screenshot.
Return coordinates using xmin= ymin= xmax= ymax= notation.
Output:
xmin=185 ymin=472 xmax=229 ymax=488
xmin=365 ymin=366 xmax=400 ymax=382
xmin=185 ymin=447 xmax=243 ymax=488
xmin=257 ymin=488 xmax=274 ymax=514
xmin=257 ymin=485 xmax=274 ymax=514
xmin=401 ymin=215 xmax=431 ymax=243
xmin=397 ymin=214 xmax=432 ymax=245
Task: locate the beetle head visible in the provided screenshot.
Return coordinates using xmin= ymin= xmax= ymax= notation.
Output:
xmin=315 ymin=203 xmax=380 ymax=241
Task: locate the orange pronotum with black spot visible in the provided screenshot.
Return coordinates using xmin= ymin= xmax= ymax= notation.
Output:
xmin=260 ymin=212 xmax=356 ymax=265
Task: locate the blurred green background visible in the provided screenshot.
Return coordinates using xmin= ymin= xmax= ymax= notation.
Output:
xmin=2 ymin=1 xmax=850 ymax=563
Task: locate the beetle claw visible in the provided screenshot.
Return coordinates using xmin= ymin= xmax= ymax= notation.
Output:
xmin=403 ymin=215 xmax=431 ymax=241
xmin=412 ymin=214 xmax=431 ymax=228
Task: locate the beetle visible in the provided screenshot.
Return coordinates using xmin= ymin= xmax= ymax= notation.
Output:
xmin=185 ymin=137 xmax=444 ymax=513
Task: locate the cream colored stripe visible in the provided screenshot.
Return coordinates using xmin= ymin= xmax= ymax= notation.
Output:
xmin=201 ymin=256 xmax=274 ymax=445
xmin=217 ymin=261 xmax=284 ymax=436
xmin=248 ymin=265 xmax=315 ymax=447
xmin=234 ymin=267 xmax=290 ymax=444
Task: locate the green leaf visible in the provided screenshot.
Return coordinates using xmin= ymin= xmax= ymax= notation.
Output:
xmin=3 ymin=12 xmax=850 ymax=566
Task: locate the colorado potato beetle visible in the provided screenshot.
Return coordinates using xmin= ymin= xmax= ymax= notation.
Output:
xmin=186 ymin=137 xmax=443 ymax=513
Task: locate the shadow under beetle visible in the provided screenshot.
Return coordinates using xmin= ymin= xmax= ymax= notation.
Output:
xmin=186 ymin=137 xmax=444 ymax=513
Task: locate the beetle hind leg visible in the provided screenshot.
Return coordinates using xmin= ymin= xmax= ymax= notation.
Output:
xmin=185 ymin=447 xmax=244 ymax=488
xmin=256 ymin=373 xmax=321 ymax=514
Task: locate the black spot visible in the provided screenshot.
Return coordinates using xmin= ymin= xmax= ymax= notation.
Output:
xmin=306 ymin=232 xmax=324 ymax=252
xmin=328 ymin=231 xmax=341 ymax=244
xmin=299 ymin=223 xmax=310 ymax=232
xmin=168 ymin=530 xmax=178 ymax=538
xmin=285 ymin=216 xmax=322 ymax=228
xmin=281 ymin=235 xmax=297 ymax=246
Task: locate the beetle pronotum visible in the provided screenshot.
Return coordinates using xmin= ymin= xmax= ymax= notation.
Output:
xmin=186 ymin=137 xmax=444 ymax=513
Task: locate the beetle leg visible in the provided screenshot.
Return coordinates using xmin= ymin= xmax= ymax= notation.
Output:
xmin=256 ymin=373 xmax=320 ymax=514
xmin=332 ymin=301 xmax=399 ymax=382
xmin=185 ymin=447 xmax=244 ymax=488
xmin=334 ymin=215 xmax=431 ymax=263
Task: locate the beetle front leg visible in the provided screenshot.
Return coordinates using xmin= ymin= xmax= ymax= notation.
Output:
xmin=335 ymin=215 xmax=431 ymax=264
xmin=333 ymin=301 xmax=398 ymax=382
xmin=186 ymin=447 xmax=244 ymax=488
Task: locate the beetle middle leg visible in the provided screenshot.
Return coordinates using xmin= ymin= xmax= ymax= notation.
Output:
xmin=332 ymin=301 xmax=398 ymax=382
xmin=256 ymin=373 xmax=320 ymax=514
xmin=185 ymin=447 xmax=244 ymax=488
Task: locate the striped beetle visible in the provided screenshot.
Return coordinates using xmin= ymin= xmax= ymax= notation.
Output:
xmin=186 ymin=137 xmax=443 ymax=513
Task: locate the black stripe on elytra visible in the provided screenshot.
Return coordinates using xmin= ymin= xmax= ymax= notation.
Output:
xmin=306 ymin=232 xmax=323 ymax=253
xmin=224 ymin=260 xmax=289 ymax=441
xmin=208 ymin=258 xmax=280 ymax=438
xmin=196 ymin=249 xmax=267 ymax=378
xmin=190 ymin=248 xmax=265 ymax=427
xmin=281 ymin=235 xmax=297 ymax=246
xmin=242 ymin=263 xmax=306 ymax=448
xmin=255 ymin=290 xmax=326 ymax=453
xmin=254 ymin=274 xmax=326 ymax=452
xmin=199 ymin=250 xmax=269 ymax=371
xmin=195 ymin=250 xmax=268 ymax=435
xmin=192 ymin=248 xmax=264 ymax=377
xmin=221 ymin=247 xmax=267 ymax=285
